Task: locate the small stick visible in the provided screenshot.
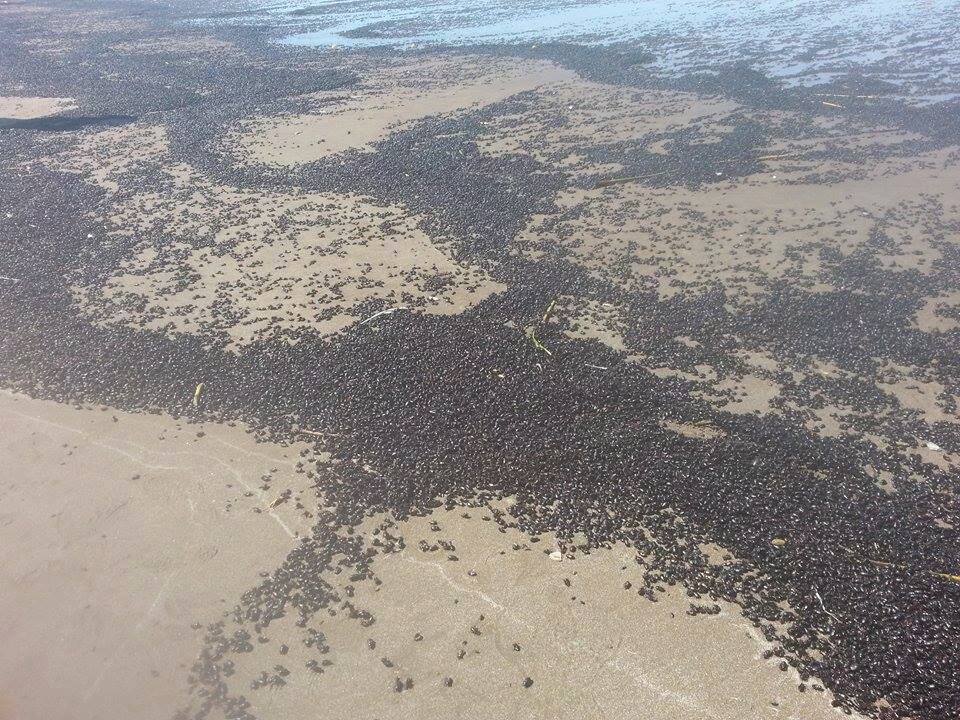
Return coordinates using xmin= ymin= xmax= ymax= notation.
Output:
xmin=358 ymin=306 xmax=407 ymax=326
xmin=594 ymin=169 xmax=677 ymax=188
xmin=933 ymin=571 xmax=960 ymax=583
xmin=756 ymin=153 xmax=796 ymax=161
xmin=812 ymin=93 xmax=882 ymax=99
xmin=593 ymin=175 xmax=641 ymax=189
xmin=528 ymin=328 xmax=552 ymax=356
xmin=842 ymin=546 xmax=960 ymax=583
xmin=528 ymin=298 xmax=559 ymax=356
xmin=813 ymin=588 xmax=838 ymax=621
xmin=542 ymin=298 xmax=557 ymax=324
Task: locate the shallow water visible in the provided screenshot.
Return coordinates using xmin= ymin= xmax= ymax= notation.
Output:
xmin=199 ymin=0 xmax=960 ymax=102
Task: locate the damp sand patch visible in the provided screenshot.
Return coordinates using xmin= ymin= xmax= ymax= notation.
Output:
xmin=229 ymin=56 xmax=575 ymax=166
xmin=179 ymin=507 xmax=858 ymax=720
xmin=0 ymin=95 xmax=75 ymax=119
xmin=0 ymin=391 xmax=315 ymax=720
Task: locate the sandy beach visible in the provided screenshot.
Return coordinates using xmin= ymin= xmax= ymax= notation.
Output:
xmin=1 ymin=0 xmax=958 ymax=718
xmin=1 ymin=391 xmax=850 ymax=720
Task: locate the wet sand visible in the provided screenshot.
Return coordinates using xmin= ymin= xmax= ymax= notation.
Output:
xmin=1 ymin=392 xmax=850 ymax=720
xmin=233 ymin=58 xmax=575 ymax=166
xmin=0 ymin=392 xmax=311 ymax=720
